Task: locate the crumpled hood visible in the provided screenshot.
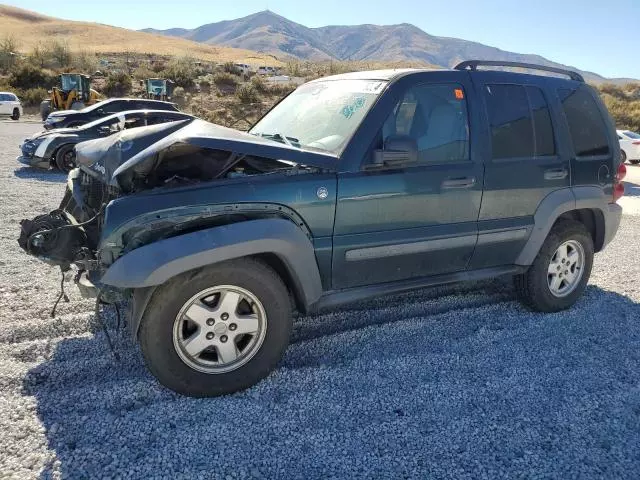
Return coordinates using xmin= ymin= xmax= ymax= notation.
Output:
xmin=76 ymin=119 xmax=338 ymax=187
xmin=75 ymin=119 xmax=192 ymax=184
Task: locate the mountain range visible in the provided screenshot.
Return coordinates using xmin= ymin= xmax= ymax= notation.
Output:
xmin=143 ymin=10 xmax=634 ymax=84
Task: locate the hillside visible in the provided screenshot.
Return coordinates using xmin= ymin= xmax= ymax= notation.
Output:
xmin=0 ymin=5 xmax=280 ymax=65
xmin=143 ymin=10 xmax=636 ymax=84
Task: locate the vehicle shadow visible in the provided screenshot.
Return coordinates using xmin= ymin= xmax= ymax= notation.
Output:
xmin=14 ymin=166 xmax=66 ymax=183
xmin=623 ymin=180 xmax=640 ymax=197
xmin=22 ymin=284 xmax=640 ymax=478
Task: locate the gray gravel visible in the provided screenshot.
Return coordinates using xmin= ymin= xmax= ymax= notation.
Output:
xmin=0 ymin=122 xmax=639 ymax=479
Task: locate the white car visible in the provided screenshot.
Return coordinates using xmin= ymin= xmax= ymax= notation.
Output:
xmin=0 ymin=92 xmax=23 ymax=121
xmin=257 ymin=66 xmax=278 ymax=76
xmin=617 ymin=129 xmax=640 ymax=165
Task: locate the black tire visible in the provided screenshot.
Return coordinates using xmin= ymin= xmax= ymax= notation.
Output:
xmin=630 ymin=160 xmax=640 ymax=165
xmin=40 ymin=100 xmax=51 ymax=121
xmin=621 ymin=150 xmax=627 ymax=163
xmin=54 ymin=144 xmax=76 ymax=172
xmin=139 ymin=258 xmax=292 ymax=397
xmin=11 ymin=108 xmax=19 ymax=121
xmin=514 ymin=220 xmax=594 ymax=312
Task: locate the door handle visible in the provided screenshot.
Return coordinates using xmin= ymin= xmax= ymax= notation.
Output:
xmin=544 ymin=168 xmax=568 ymax=180
xmin=442 ymin=177 xmax=476 ymax=189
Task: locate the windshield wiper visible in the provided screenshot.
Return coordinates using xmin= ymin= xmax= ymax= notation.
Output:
xmin=253 ymin=132 xmax=299 ymax=148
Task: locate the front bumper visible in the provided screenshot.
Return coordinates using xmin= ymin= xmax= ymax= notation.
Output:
xmin=602 ymin=202 xmax=622 ymax=250
xmin=17 ymin=155 xmax=49 ymax=169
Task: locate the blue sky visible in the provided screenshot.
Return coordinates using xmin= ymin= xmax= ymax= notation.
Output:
xmin=5 ymin=0 xmax=640 ymax=79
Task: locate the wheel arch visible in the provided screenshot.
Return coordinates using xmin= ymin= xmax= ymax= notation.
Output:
xmin=103 ymin=218 xmax=324 ymax=337
xmin=516 ymin=187 xmax=610 ymax=265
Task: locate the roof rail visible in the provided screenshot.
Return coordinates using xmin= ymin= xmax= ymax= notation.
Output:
xmin=454 ymin=60 xmax=584 ymax=83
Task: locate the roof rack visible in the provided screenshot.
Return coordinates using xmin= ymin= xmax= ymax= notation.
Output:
xmin=454 ymin=60 xmax=584 ymax=83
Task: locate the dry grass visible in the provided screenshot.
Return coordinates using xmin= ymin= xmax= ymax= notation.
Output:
xmin=0 ymin=5 xmax=282 ymax=66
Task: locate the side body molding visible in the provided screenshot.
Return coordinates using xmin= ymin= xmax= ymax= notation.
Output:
xmin=101 ymin=218 xmax=324 ymax=308
xmin=515 ymin=186 xmax=612 ymax=266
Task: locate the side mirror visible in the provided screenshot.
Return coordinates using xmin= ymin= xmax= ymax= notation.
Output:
xmin=98 ymin=126 xmax=111 ymax=135
xmin=97 ymin=108 xmax=104 ymax=115
xmin=370 ymin=135 xmax=418 ymax=168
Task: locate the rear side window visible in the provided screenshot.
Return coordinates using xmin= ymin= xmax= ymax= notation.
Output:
xmin=558 ymin=87 xmax=610 ymax=157
xmin=485 ymin=84 xmax=555 ymax=159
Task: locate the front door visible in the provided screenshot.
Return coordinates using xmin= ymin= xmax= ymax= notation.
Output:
xmin=332 ymin=73 xmax=483 ymax=289
xmin=0 ymin=94 xmax=9 ymax=115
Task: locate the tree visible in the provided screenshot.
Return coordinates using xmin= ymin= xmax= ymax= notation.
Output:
xmin=0 ymin=35 xmax=19 ymax=72
xmin=29 ymin=42 xmax=50 ymax=68
xmin=49 ymin=39 xmax=72 ymax=68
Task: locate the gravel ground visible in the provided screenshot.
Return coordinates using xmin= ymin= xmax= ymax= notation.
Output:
xmin=0 ymin=122 xmax=639 ymax=479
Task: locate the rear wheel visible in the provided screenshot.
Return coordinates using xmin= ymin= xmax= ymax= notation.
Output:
xmin=40 ymin=100 xmax=51 ymax=121
xmin=11 ymin=108 xmax=19 ymax=121
xmin=630 ymin=160 xmax=640 ymax=165
xmin=514 ymin=220 xmax=593 ymax=312
xmin=139 ymin=258 xmax=292 ymax=397
xmin=54 ymin=144 xmax=76 ymax=172
xmin=621 ymin=150 xmax=627 ymax=163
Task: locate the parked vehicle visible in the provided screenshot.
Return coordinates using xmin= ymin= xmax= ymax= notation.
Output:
xmin=617 ymin=129 xmax=640 ymax=164
xmin=143 ymin=78 xmax=175 ymax=101
xmin=18 ymin=110 xmax=194 ymax=172
xmin=43 ymin=98 xmax=179 ymax=130
xmin=257 ymin=66 xmax=278 ymax=76
xmin=0 ymin=92 xmax=23 ymax=121
xmin=19 ymin=61 xmax=624 ymax=397
xmin=233 ymin=63 xmax=251 ymax=75
xmin=40 ymin=73 xmax=102 ymax=121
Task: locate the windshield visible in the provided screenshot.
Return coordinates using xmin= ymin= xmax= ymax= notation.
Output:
xmin=250 ymin=79 xmax=387 ymax=154
xmin=623 ymin=131 xmax=640 ymax=139
xmin=148 ymin=79 xmax=166 ymax=94
xmin=60 ymin=75 xmax=80 ymax=91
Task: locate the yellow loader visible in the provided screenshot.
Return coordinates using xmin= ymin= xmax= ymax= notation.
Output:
xmin=40 ymin=73 xmax=102 ymax=120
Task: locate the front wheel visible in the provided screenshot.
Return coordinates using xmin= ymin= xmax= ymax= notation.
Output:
xmin=621 ymin=150 xmax=627 ymax=163
xmin=139 ymin=258 xmax=292 ymax=397
xmin=11 ymin=108 xmax=20 ymax=121
xmin=54 ymin=144 xmax=77 ymax=172
xmin=514 ymin=220 xmax=594 ymax=312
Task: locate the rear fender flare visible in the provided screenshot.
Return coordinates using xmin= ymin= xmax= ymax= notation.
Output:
xmin=515 ymin=186 xmax=608 ymax=265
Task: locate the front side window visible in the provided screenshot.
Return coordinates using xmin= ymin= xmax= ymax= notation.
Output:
xmin=250 ymin=79 xmax=387 ymax=155
xmin=381 ymin=83 xmax=470 ymax=164
xmin=558 ymin=87 xmax=610 ymax=157
xmin=485 ymin=84 xmax=556 ymax=159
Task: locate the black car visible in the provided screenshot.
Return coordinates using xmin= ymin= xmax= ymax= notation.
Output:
xmin=19 ymin=109 xmax=193 ymax=171
xmin=43 ymin=98 xmax=180 ymax=130
xmin=20 ymin=61 xmax=624 ymax=397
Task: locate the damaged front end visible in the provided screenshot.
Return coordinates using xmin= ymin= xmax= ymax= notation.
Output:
xmin=18 ymin=118 xmax=336 ymax=313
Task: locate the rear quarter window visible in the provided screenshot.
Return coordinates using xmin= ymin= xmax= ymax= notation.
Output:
xmin=558 ymin=87 xmax=610 ymax=157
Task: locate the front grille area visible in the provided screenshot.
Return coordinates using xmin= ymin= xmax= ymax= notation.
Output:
xmin=79 ymin=169 xmax=119 ymax=211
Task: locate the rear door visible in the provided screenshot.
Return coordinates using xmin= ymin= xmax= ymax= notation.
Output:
xmin=332 ymin=72 xmax=484 ymax=289
xmin=468 ymin=73 xmax=570 ymax=269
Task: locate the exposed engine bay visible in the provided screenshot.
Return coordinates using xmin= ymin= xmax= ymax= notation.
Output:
xmin=17 ymin=119 xmax=335 ymax=275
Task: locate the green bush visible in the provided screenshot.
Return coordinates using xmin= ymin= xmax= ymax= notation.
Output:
xmin=213 ymin=72 xmax=239 ymax=88
xmin=250 ymin=75 xmax=269 ymax=93
xmin=236 ymin=83 xmax=259 ymax=104
xmin=104 ymin=71 xmax=132 ymax=97
xmin=9 ymin=64 xmax=56 ymax=90
xmin=223 ymin=62 xmax=241 ymax=75
xmin=161 ymin=57 xmax=196 ymax=89
xmin=18 ymin=87 xmax=48 ymax=107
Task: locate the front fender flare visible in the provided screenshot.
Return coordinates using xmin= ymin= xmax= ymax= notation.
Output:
xmin=101 ymin=218 xmax=323 ymax=309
